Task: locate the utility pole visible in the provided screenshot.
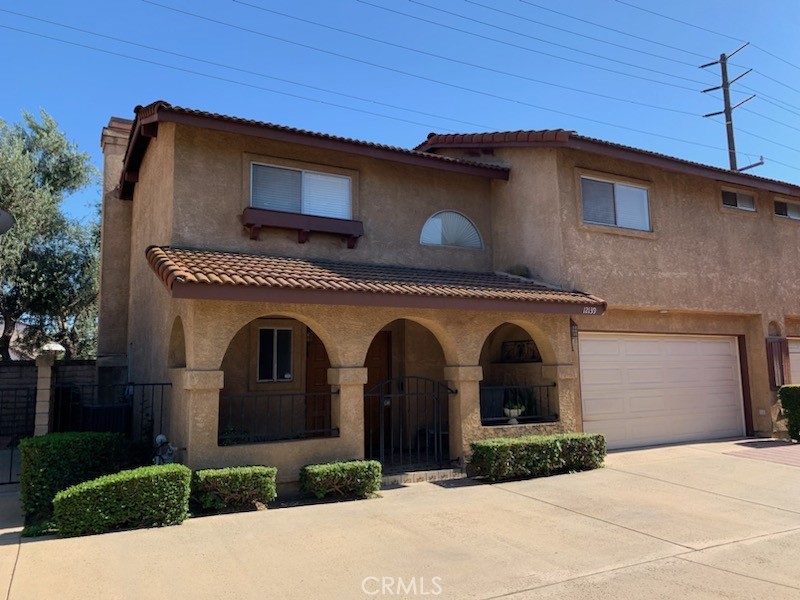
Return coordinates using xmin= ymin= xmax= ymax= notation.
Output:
xmin=701 ymin=42 xmax=764 ymax=172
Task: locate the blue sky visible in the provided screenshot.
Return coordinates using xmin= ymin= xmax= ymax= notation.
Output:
xmin=1 ymin=0 xmax=798 ymax=221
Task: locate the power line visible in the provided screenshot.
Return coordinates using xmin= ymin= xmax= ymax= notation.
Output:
xmin=231 ymin=0 xmax=702 ymax=117
xmin=140 ymin=2 xmax=750 ymax=153
xmin=612 ymin=0 xmax=800 ymax=74
xmin=516 ymin=0 xmax=709 ymax=60
xmin=0 ymin=7 xmax=494 ymax=130
xmin=357 ymin=0 xmax=711 ymax=91
xmin=463 ymin=0 xmax=702 ymax=68
xmin=0 ymin=23 xmax=462 ymax=131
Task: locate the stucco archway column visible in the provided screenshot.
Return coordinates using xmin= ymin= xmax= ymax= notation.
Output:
xmin=168 ymin=368 xmax=224 ymax=470
xmin=328 ymin=367 xmax=369 ymax=460
xmin=443 ymin=365 xmax=483 ymax=466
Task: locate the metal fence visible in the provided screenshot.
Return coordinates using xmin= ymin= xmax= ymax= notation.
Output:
xmin=479 ymin=383 xmax=558 ymax=426
xmin=51 ymin=383 xmax=170 ymax=443
xmin=0 ymin=387 xmax=36 ymax=484
xmin=218 ymin=392 xmax=338 ymax=446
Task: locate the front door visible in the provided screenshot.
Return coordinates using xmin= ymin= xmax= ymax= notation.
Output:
xmin=305 ymin=330 xmax=332 ymax=435
xmin=364 ymin=331 xmax=391 ymax=457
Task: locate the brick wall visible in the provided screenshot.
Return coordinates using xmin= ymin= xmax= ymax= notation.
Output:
xmin=53 ymin=361 xmax=97 ymax=388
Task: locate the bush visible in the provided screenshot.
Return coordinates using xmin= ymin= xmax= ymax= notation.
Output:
xmin=300 ymin=460 xmax=382 ymax=499
xmin=191 ymin=466 xmax=277 ymax=512
xmin=53 ymin=464 xmax=191 ymax=537
xmin=20 ymin=432 xmax=131 ymax=522
xmin=469 ymin=433 xmax=606 ymax=482
xmin=778 ymin=385 xmax=800 ymax=441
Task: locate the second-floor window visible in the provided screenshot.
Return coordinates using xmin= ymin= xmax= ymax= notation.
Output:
xmin=721 ymin=190 xmax=755 ymax=211
xmin=775 ymin=199 xmax=800 ymax=220
xmin=251 ymin=163 xmax=352 ymax=220
xmin=581 ymin=177 xmax=650 ymax=231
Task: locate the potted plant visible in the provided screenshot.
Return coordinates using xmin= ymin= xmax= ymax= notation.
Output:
xmin=503 ymin=402 xmax=525 ymax=425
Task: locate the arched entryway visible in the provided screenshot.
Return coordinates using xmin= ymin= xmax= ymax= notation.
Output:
xmin=478 ymin=323 xmax=558 ymax=426
xmin=362 ymin=319 xmax=453 ymax=471
xmin=217 ymin=316 xmax=335 ymax=446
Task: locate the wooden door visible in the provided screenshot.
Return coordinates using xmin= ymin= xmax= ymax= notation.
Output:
xmin=364 ymin=331 xmax=391 ymax=456
xmin=305 ymin=330 xmax=332 ymax=435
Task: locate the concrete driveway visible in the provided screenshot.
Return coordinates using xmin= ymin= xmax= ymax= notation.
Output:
xmin=1 ymin=439 xmax=799 ymax=599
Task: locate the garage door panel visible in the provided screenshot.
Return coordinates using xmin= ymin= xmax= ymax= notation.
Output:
xmin=580 ymin=333 xmax=744 ymax=450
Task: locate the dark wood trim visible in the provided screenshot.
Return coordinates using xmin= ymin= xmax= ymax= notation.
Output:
xmin=169 ymin=280 xmax=606 ymax=315
xmin=766 ymin=337 xmax=790 ymax=390
xmin=737 ymin=335 xmax=754 ymax=436
xmin=140 ymin=122 xmax=158 ymax=138
xmin=241 ymin=207 xmax=364 ymax=248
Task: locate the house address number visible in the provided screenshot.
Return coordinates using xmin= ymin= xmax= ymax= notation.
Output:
xmin=582 ymin=306 xmax=598 ymax=315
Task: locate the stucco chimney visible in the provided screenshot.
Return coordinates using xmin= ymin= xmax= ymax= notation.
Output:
xmin=97 ymin=117 xmax=133 ymax=370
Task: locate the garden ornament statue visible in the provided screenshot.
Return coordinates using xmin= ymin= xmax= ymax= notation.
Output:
xmin=153 ymin=434 xmax=178 ymax=464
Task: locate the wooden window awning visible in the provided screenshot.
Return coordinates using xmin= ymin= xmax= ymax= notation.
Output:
xmin=241 ymin=207 xmax=364 ymax=248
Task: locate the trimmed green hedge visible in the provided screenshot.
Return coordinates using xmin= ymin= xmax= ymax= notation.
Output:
xmin=53 ymin=464 xmax=191 ymax=537
xmin=778 ymin=385 xmax=800 ymax=441
xmin=20 ymin=432 xmax=131 ymax=522
xmin=300 ymin=460 xmax=382 ymax=499
xmin=469 ymin=433 xmax=606 ymax=482
xmin=192 ymin=466 xmax=277 ymax=512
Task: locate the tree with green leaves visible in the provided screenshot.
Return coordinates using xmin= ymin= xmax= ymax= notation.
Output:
xmin=0 ymin=111 xmax=97 ymax=361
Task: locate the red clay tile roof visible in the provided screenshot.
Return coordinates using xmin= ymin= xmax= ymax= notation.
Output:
xmin=119 ymin=101 xmax=508 ymax=199
xmin=417 ymin=130 xmax=800 ymax=196
xmin=146 ymin=246 xmax=606 ymax=313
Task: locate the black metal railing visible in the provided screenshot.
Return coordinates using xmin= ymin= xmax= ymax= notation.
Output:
xmin=479 ymin=383 xmax=558 ymax=426
xmin=218 ymin=392 xmax=338 ymax=446
xmin=364 ymin=377 xmax=452 ymax=471
xmin=51 ymin=383 xmax=170 ymax=443
xmin=0 ymin=387 xmax=36 ymax=484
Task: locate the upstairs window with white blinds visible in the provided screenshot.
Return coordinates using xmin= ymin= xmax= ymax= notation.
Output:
xmin=251 ymin=163 xmax=352 ymax=220
xmin=420 ymin=210 xmax=483 ymax=249
xmin=581 ymin=177 xmax=650 ymax=232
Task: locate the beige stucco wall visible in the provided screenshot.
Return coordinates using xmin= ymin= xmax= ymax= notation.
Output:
xmin=171 ymin=125 xmax=494 ymax=272
xmin=163 ymin=298 xmax=576 ymax=481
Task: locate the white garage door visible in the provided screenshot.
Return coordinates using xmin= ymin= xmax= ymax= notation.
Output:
xmin=579 ymin=333 xmax=745 ymax=450
xmin=790 ymin=340 xmax=800 ymax=384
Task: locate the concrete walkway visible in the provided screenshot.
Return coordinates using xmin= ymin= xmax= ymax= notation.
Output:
xmin=2 ymin=439 xmax=800 ymax=599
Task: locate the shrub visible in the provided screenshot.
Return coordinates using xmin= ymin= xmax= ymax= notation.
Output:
xmin=53 ymin=464 xmax=191 ymax=537
xmin=191 ymin=466 xmax=277 ymax=512
xmin=300 ymin=460 xmax=382 ymax=499
xmin=778 ymin=385 xmax=800 ymax=441
xmin=20 ymin=432 xmax=131 ymax=522
xmin=469 ymin=433 xmax=606 ymax=482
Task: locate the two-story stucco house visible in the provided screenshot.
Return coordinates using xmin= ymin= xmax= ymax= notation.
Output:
xmin=97 ymin=101 xmax=800 ymax=480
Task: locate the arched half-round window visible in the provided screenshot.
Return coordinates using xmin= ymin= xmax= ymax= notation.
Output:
xmin=420 ymin=211 xmax=483 ymax=249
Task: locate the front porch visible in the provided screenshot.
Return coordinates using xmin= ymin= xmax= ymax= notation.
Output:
xmin=147 ymin=246 xmax=604 ymax=481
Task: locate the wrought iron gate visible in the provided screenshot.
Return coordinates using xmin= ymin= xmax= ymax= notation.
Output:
xmin=0 ymin=387 xmax=35 ymax=484
xmin=364 ymin=377 xmax=453 ymax=472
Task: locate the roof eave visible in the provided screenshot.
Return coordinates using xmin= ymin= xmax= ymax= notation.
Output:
xmin=167 ymin=280 xmax=607 ymax=315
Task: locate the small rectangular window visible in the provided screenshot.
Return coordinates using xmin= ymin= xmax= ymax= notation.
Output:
xmin=722 ymin=190 xmax=755 ymax=211
xmin=775 ymin=199 xmax=800 ymax=220
xmin=581 ymin=177 xmax=650 ymax=231
xmin=251 ymin=163 xmax=351 ymax=219
xmin=257 ymin=328 xmax=293 ymax=382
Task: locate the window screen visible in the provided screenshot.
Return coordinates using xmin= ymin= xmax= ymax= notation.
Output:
xmin=722 ymin=190 xmax=755 ymax=211
xmin=581 ymin=177 xmax=650 ymax=231
xmin=251 ymin=164 xmax=351 ymax=219
xmin=775 ymin=200 xmax=800 ymax=220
